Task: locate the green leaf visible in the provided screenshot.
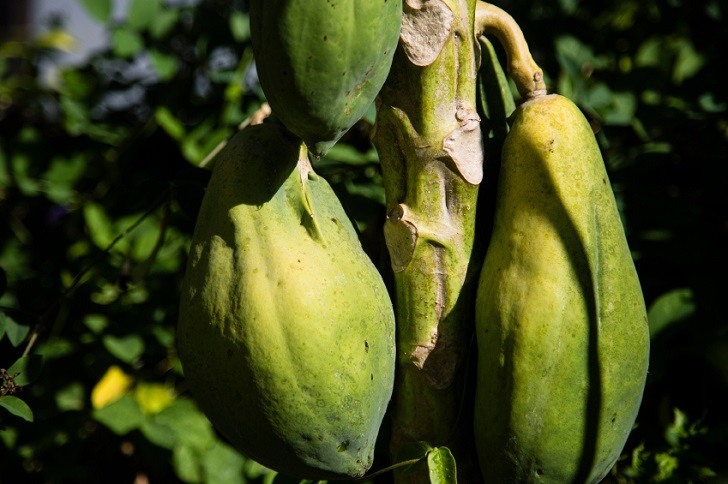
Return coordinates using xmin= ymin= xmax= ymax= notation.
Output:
xmin=83 ymin=314 xmax=109 ymax=334
xmin=229 ymin=11 xmax=250 ymax=42
xmin=140 ymin=419 xmax=177 ymax=449
xmin=322 ymin=144 xmax=377 ymax=166
xmin=149 ymin=50 xmax=179 ymax=82
xmin=128 ymin=0 xmax=161 ymax=30
xmin=0 ymin=312 xmax=30 ymax=347
xmin=647 ymin=288 xmax=695 ymax=339
xmin=83 ymin=202 xmax=115 ymax=249
xmin=150 ymin=9 xmax=180 ymax=39
xmin=174 ymin=444 xmax=204 ymax=483
xmin=78 ymin=0 xmax=112 ymax=23
xmin=0 ymin=396 xmax=34 ymax=422
xmin=111 ymin=28 xmax=144 ymax=58
xmin=427 ymin=447 xmax=457 ymax=484
xmin=36 ymin=338 xmax=75 ymax=360
xmin=0 ymin=426 xmax=18 ymax=448
xmin=202 ymin=441 xmax=246 ymax=484
xmin=103 ymin=334 xmax=145 ymax=364
xmin=7 ymin=354 xmax=43 ymax=386
xmin=673 ymin=38 xmax=705 ymax=84
xmin=477 ymin=36 xmax=515 ymax=140
xmin=154 ymin=399 xmax=216 ymax=450
xmin=155 ymin=107 xmax=186 ymax=141
xmin=55 ymin=382 xmax=85 ymax=411
xmin=42 ymin=153 xmax=87 ymax=204
xmin=93 ymin=395 xmax=144 ymax=435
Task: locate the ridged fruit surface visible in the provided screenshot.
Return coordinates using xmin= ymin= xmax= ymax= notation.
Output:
xmin=177 ymin=122 xmax=395 ymax=480
xmin=250 ymin=0 xmax=402 ymax=158
xmin=474 ymin=94 xmax=650 ymax=483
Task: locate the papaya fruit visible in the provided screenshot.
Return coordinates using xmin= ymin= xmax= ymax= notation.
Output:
xmin=177 ymin=122 xmax=395 ymax=480
xmin=474 ymin=94 xmax=650 ymax=483
xmin=249 ymin=0 xmax=402 ymax=158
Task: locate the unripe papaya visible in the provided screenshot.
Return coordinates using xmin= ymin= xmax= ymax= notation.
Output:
xmin=177 ymin=122 xmax=395 ymax=480
xmin=474 ymin=94 xmax=650 ymax=483
xmin=249 ymin=0 xmax=402 ymax=158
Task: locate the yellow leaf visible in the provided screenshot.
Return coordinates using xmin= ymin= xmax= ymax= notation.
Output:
xmin=133 ymin=382 xmax=175 ymax=415
xmin=36 ymin=30 xmax=77 ymax=53
xmin=91 ymin=366 xmax=133 ymax=409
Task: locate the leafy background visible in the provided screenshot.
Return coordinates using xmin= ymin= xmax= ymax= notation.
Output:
xmin=1 ymin=0 xmax=726 ymax=482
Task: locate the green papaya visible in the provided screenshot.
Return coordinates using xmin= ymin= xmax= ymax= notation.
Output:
xmin=249 ymin=0 xmax=402 ymax=158
xmin=474 ymin=94 xmax=650 ymax=483
xmin=177 ymin=122 xmax=395 ymax=480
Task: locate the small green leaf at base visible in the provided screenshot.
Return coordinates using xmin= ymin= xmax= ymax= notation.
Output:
xmin=427 ymin=447 xmax=457 ymax=484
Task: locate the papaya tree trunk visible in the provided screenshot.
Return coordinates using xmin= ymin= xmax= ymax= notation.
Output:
xmin=372 ymin=0 xmax=483 ymax=481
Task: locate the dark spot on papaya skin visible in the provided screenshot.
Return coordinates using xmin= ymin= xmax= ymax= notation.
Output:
xmin=337 ymin=440 xmax=349 ymax=452
xmin=323 ymin=35 xmax=328 ymax=41
xmin=364 ymin=340 xmax=369 ymax=352
xmin=371 ymin=374 xmax=374 ymax=381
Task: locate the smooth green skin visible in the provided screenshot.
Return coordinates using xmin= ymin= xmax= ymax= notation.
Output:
xmin=250 ymin=0 xmax=402 ymax=158
xmin=177 ymin=123 xmax=395 ymax=480
xmin=474 ymin=95 xmax=650 ymax=483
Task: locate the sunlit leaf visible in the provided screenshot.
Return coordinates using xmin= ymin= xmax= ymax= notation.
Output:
xmin=78 ymin=0 xmax=112 ymax=23
xmin=35 ymin=29 xmax=77 ymax=53
xmin=128 ymin=0 xmax=161 ymax=30
xmin=134 ymin=382 xmax=175 ymax=415
xmin=111 ymin=28 xmax=144 ymax=58
xmin=150 ymin=9 xmax=180 ymax=39
xmin=230 ymin=11 xmax=250 ymax=42
xmin=202 ymin=441 xmax=246 ymax=484
xmin=83 ymin=202 xmax=115 ymax=249
xmin=673 ymin=38 xmax=705 ymax=84
xmin=174 ymin=444 xmax=204 ymax=483
xmin=155 ymin=107 xmax=186 ymax=141
xmin=149 ymin=50 xmax=179 ymax=82
xmin=0 ymin=396 xmax=33 ymax=422
xmin=141 ymin=419 xmax=176 ymax=449
xmin=91 ymin=366 xmax=134 ymax=409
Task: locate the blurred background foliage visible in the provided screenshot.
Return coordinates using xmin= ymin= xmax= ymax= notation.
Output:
xmin=0 ymin=0 xmax=726 ymax=482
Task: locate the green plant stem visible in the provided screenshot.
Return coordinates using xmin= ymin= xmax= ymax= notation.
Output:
xmin=372 ymin=0 xmax=483 ymax=481
xmin=474 ymin=2 xmax=546 ymax=97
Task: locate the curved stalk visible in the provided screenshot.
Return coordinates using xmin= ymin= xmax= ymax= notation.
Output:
xmin=475 ymin=2 xmax=547 ymax=97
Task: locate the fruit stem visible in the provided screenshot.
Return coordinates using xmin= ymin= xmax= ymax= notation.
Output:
xmin=474 ymin=2 xmax=547 ymax=97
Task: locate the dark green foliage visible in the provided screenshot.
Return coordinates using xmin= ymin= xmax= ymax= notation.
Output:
xmin=0 ymin=0 xmax=726 ymax=482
